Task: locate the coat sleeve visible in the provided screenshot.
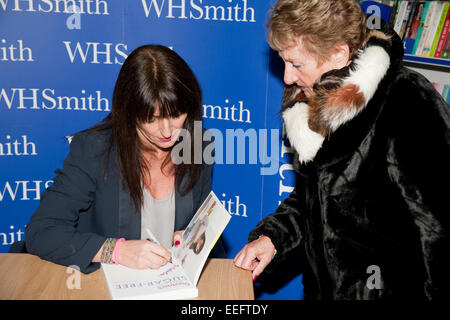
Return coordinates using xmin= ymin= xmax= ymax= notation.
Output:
xmin=248 ymin=181 xmax=304 ymax=268
xmin=25 ymin=133 xmax=106 ymax=274
xmin=386 ymin=73 xmax=450 ymax=299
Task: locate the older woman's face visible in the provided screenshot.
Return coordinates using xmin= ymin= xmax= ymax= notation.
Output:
xmin=279 ymin=39 xmax=339 ymax=98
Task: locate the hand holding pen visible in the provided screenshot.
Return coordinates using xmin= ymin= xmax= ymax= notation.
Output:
xmin=114 ymin=239 xmax=172 ymax=269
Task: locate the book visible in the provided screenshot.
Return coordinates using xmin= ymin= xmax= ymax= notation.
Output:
xmin=416 ymin=1 xmax=435 ymax=55
xmin=432 ymin=82 xmax=445 ymax=95
xmin=101 ymin=191 xmax=232 ymax=300
xmin=442 ymin=30 xmax=450 ymax=59
xmin=399 ymin=0 xmax=413 ymax=39
xmin=394 ymin=1 xmax=409 ymax=36
xmin=443 ymin=85 xmax=450 ymax=104
xmin=412 ymin=1 xmax=431 ymax=55
xmin=405 ymin=2 xmax=425 ymax=54
xmin=403 ymin=0 xmax=418 ymax=41
xmin=430 ymin=2 xmax=450 ymax=57
xmin=389 ymin=0 xmax=399 ymax=28
xmin=422 ymin=1 xmax=444 ymax=57
xmin=436 ymin=8 xmax=450 ymax=58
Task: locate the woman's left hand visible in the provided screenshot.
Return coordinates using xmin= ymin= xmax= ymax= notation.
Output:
xmin=173 ymin=230 xmax=184 ymax=247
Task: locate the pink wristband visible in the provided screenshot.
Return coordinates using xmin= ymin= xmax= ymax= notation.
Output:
xmin=113 ymin=238 xmax=125 ymax=265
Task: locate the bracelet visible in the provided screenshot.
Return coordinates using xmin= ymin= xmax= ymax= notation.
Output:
xmin=100 ymin=238 xmax=118 ymax=264
xmin=113 ymin=238 xmax=125 ymax=265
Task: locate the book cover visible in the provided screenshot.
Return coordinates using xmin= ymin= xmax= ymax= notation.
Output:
xmin=403 ymin=0 xmax=419 ymax=42
xmin=405 ymin=2 xmax=425 ymax=54
xmin=430 ymin=2 xmax=450 ymax=57
xmin=389 ymin=0 xmax=399 ymax=28
xmin=432 ymin=82 xmax=445 ymax=95
xmin=412 ymin=1 xmax=431 ymax=55
xmin=422 ymin=1 xmax=444 ymax=57
xmin=394 ymin=1 xmax=409 ymax=36
xmin=416 ymin=1 xmax=436 ymax=56
xmin=441 ymin=31 xmax=450 ymax=59
xmin=444 ymin=85 xmax=450 ymax=104
xmin=101 ymin=191 xmax=232 ymax=300
xmin=435 ymin=8 xmax=450 ymax=58
xmin=399 ymin=0 xmax=413 ymax=39
xmin=442 ymin=85 xmax=450 ymax=100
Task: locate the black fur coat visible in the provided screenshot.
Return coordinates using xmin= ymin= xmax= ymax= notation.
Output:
xmin=249 ymin=27 xmax=450 ymax=300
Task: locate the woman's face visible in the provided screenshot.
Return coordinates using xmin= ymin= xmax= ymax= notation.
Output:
xmin=137 ymin=109 xmax=187 ymax=150
xmin=279 ymin=38 xmax=341 ymax=98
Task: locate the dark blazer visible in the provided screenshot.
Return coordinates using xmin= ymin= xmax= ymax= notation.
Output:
xmin=25 ymin=129 xmax=218 ymax=274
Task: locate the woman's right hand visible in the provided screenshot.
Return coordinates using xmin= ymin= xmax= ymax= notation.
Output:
xmin=233 ymin=236 xmax=276 ymax=280
xmin=117 ymin=240 xmax=172 ymax=269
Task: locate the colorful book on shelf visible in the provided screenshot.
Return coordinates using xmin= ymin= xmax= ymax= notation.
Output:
xmin=436 ymin=7 xmax=450 ymax=58
xmin=403 ymin=1 xmax=419 ymax=40
xmin=416 ymin=1 xmax=435 ymax=56
xmin=389 ymin=0 xmax=399 ymax=28
xmin=442 ymin=85 xmax=450 ymax=104
xmin=405 ymin=1 xmax=425 ymax=54
xmin=442 ymin=84 xmax=449 ymax=99
xmin=447 ymin=86 xmax=450 ymax=105
xmin=101 ymin=191 xmax=232 ymax=300
xmin=399 ymin=1 xmax=413 ymax=39
xmin=442 ymin=31 xmax=450 ymax=59
xmin=422 ymin=1 xmax=445 ymax=57
xmin=432 ymin=82 xmax=445 ymax=95
xmin=430 ymin=2 xmax=450 ymax=57
xmin=412 ymin=1 xmax=430 ymax=55
xmin=394 ymin=1 xmax=409 ymax=36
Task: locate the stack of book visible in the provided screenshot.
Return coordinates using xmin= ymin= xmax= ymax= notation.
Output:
xmin=432 ymin=82 xmax=450 ymax=104
xmin=361 ymin=1 xmax=450 ymax=59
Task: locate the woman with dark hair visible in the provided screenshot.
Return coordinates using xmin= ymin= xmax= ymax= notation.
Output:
xmin=234 ymin=0 xmax=449 ymax=299
xmin=25 ymin=45 xmax=215 ymax=274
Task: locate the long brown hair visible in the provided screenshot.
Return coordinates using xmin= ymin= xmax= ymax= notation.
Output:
xmin=85 ymin=45 xmax=203 ymax=212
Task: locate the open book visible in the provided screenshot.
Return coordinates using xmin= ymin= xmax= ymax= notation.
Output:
xmin=101 ymin=191 xmax=231 ymax=300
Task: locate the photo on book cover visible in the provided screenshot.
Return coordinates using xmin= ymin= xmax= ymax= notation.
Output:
xmin=172 ymin=192 xmax=228 ymax=286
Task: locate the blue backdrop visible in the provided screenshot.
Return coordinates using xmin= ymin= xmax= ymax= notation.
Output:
xmin=0 ymin=0 xmax=303 ymax=299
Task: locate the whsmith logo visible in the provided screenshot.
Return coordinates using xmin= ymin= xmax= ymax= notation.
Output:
xmin=141 ymin=0 xmax=256 ymax=22
xmin=0 ymin=0 xmax=109 ymax=15
xmin=0 ymin=180 xmax=53 ymax=201
xmin=0 ymin=88 xmax=110 ymax=111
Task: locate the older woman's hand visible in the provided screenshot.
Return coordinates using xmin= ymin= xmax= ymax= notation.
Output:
xmin=173 ymin=230 xmax=184 ymax=247
xmin=233 ymin=236 xmax=276 ymax=280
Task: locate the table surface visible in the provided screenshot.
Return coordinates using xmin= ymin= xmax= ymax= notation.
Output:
xmin=0 ymin=254 xmax=254 ymax=300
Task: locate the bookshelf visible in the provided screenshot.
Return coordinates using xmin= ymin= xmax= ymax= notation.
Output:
xmin=360 ymin=0 xmax=450 ymax=98
xmin=403 ymin=54 xmax=450 ymax=85
xmin=403 ymin=54 xmax=450 ymax=70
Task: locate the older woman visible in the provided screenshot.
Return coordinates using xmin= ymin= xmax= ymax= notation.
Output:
xmin=234 ymin=0 xmax=449 ymax=299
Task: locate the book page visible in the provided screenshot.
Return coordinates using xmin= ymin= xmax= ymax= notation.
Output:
xmin=101 ymin=260 xmax=198 ymax=300
xmin=172 ymin=191 xmax=231 ymax=286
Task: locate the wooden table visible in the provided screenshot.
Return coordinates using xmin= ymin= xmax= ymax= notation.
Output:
xmin=0 ymin=254 xmax=254 ymax=300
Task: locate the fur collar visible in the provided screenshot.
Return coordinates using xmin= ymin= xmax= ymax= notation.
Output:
xmin=282 ymin=30 xmax=394 ymax=164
